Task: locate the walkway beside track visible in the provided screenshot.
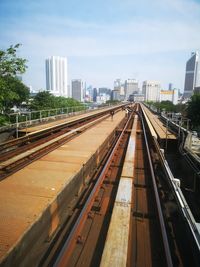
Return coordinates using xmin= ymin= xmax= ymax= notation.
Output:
xmin=141 ymin=104 xmax=176 ymax=140
xmin=0 ymin=111 xmax=125 ymax=267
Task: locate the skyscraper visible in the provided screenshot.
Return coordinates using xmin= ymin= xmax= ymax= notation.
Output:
xmin=93 ymin=88 xmax=97 ymax=102
xmin=72 ymin=79 xmax=83 ymax=102
xmin=124 ymin=79 xmax=138 ymax=100
xmin=142 ymin=81 xmax=161 ymax=102
xmin=184 ymin=51 xmax=200 ymax=98
xmin=46 ymin=56 xmax=68 ymax=97
xmin=114 ymin=79 xmax=125 ymax=100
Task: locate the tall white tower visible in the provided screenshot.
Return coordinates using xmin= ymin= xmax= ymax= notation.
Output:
xmin=46 ymin=56 xmax=68 ymax=97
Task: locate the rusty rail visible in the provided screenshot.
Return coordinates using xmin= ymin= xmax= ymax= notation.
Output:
xmin=140 ymin=110 xmax=173 ymax=267
xmin=0 ymin=105 xmax=126 ymax=156
xmin=52 ymin=113 xmax=133 ymax=267
xmin=0 ymin=113 xmax=115 ymax=180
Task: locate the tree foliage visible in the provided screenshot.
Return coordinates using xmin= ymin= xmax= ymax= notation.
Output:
xmin=0 ymin=44 xmax=29 ymax=114
xmin=0 ymin=44 xmax=27 ymax=77
xmin=0 ymin=76 xmax=29 ymax=112
xmin=187 ymin=93 xmax=200 ymax=129
xmin=147 ymin=100 xmax=176 ymax=113
xmin=30 ymin=91 xmax=84 ymax=110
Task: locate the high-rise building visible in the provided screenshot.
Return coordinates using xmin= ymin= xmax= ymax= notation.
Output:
xmin=168 ymin=83 xmax=173 ymax=91
xmin=93 ymin=88 xmax=97 ymax=102
xmin=142 ymin=81 xmax=161 ymax=102
xmin=124 ymin=79 xmax=138 ymax=100
xmin=85 ymin=85 xmax=93 ymax=102
xmin=45 ymin=56 xmax=68 ymax=97
xmin=98 ymin=87 xmax=111 ymax=96
xmin=111 ymin=89 xmax=121 ymax=101
xmin=72 ymin=79 xmax=83 ymax=102
xmin=184 ymin=51 xmax=200 ymax=98
xmin=114 ymin=79 xmax=125 ymax=100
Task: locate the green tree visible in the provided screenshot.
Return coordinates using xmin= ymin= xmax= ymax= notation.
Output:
xmin=0 ymin=44 xmax=27 ymax=76
xmin=187 ymin=93 xmax=200 ymax=129
xmin=159 ymin=100 xmax=175 ymax=112
xmin=30 ymin=91 xmax=56 ymax=110
xmin=30 ymin=91 xmax=84 ymax=110
xmin=0 ymin=76 xmax=29 ymax=112
xmin=0 ymin=44 xmax=29 ymax=116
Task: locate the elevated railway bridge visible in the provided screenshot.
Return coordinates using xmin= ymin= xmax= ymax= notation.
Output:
xmin=0 ymin=103 xmax=200 ymax=267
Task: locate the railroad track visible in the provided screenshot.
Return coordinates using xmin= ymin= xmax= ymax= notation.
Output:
xmin=38 ymin=105 xmax=177 ymax=267
xmin=141 ymin=105 xmax=200 ymax=266
xmin=0 ymin=106 xmax=124 ymax=180
xmin=1 ymin=102 xmax=199 ymax=266
xmin=39 ymin=108 xmax=134 ymax=267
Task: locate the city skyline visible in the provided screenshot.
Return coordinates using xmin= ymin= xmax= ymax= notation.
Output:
xmin=0 ymin=0 xmax=200 ymax=91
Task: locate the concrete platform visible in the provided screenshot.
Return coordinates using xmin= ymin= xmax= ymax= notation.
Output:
xmin=0 ymin=111 xmax=125 ymax=267
xmin=142 ymin=104 xmax=176 ymax=140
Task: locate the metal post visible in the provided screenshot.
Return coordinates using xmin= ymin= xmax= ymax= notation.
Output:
xmin=26 ymin=115 xmax=28 ymax=136
xmin=165 ymin=119 xmax=168 ymax=151
xmin=16 ymin=113 xmax=19 ymax=139
xmin=178 ymin=120 xmax=181 ymax=137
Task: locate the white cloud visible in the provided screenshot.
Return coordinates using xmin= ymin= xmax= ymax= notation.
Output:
xmin=1 ymin=0 xmax=199 ymax=91
xmin=9 ymin=15 xmax=200 ymax=58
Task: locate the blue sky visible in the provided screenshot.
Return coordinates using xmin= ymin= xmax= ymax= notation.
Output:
xmin=0 ymin=0 xmax=200 ymax=91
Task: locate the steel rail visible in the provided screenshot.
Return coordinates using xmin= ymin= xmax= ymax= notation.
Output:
xmin=0 ymin=113 xmax=113 ymax=180
xmin=0 ymin=104 xmax=126 ymax=153
xmin=0 ymin=111 xmax=111 ymax=161
xmin=140 ymin=111 xmax=173 ymax=267
xmin=0 ymin=105 xmax=126 ymax=165
xmin=53 ymin=113 xmax=133 ymax=267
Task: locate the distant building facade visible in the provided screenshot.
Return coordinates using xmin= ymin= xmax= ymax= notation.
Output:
xmin=168 ymin=83 xmax=173 ymax=91
xmin=98 ymin=87 xmax=111 ymax=96
xmin=142 ymin=81 xmax=161 ymax=102
xmin=93 ymin=88 xmax=97 ymax=102
xmin=184 ymin=51 xmax=200 ymax=98
xmin=96 ymin=94 xmax=110 ymax=104
xmin=72 ymin=79 xmax=83 ymax=102
xmin=45 ymin=56 xmax=68 ymax=97
xmin=194 ymin=86 xmax=200 ymax=94
xmin=111 ymin=89 xmax=121 ymax=101
xmin=160 ymin=89 xmax=178 ymax=105
xmin=124 ymin=79 xmax=138 ymax=100
xmin=129 ymin=93 xmax=145 ymax=102
xmin=114 ymin=79 xmax=125 ymax=100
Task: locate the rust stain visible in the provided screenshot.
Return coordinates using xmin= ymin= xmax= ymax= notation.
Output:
xmin=49 ymin=201 xmax=60 ymax=238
